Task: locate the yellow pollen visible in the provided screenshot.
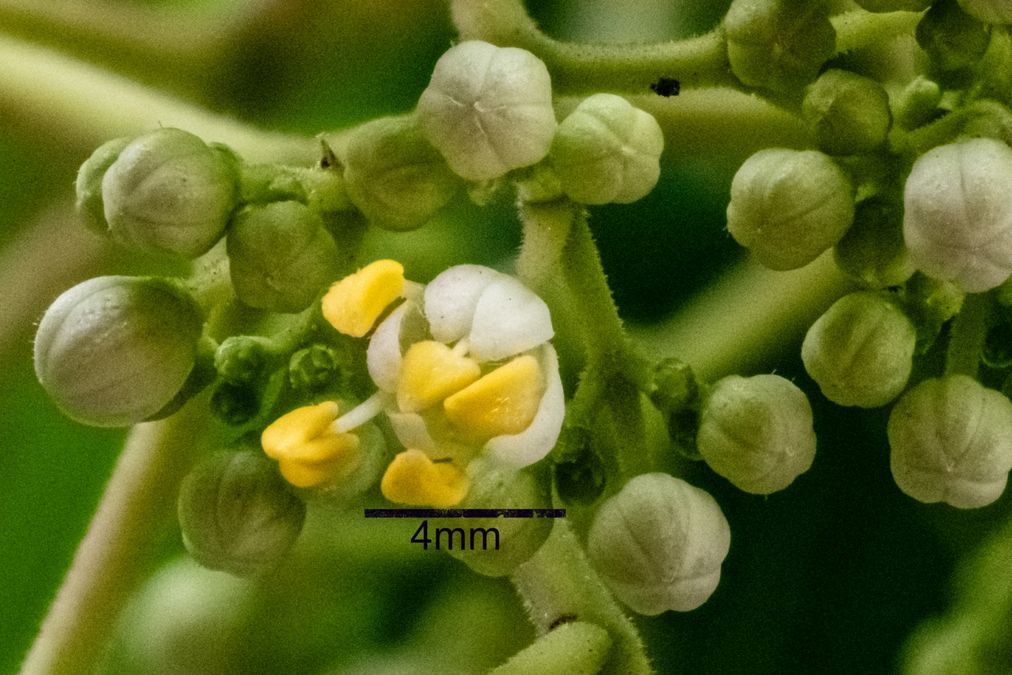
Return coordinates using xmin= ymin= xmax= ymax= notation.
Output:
xmin=443 ymin=355 xmax=543 ymax=438
xmin=380 ymin=449 xmax=470 ymax=507
xmin=261 ymin=402 xmax=340 ymax=459
xmin=322 ymin=259 xmax=405 ymax=337
xmin=397 ymin=340 xmax=481 ymax=413
xmin=261 ymin=401 xmax=361 ymax=489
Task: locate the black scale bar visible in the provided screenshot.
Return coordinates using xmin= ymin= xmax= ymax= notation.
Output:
xmin=364 ymin=508 xmax=566 ymax=519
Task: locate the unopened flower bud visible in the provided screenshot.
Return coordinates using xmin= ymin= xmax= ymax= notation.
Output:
xmin=417 ymin=40 xmax=556 ymax=181
xmin=802 ymin=292 xmax=917 ymax=408
xmin=854 ymin=0 xmax=931 ymax=10
xmin=343 ymin=116 xmax=463 ymax=231
xmin=803 ymin=70 xmax=892 ymax=155
xmin=918 ymin=0 xmax=991 ymax=71
xmin=99 ymin=128 xmax=239 ymax=257
xmin=888 ymin=375 xmax=1012 ymax=508
xmin=895 ymin=77 xmax=943 ymax=131
xmin=75 ymin=136 xmax=130 ymax=235
xmin=834 ymin=199 xmax=915 ymax=289
xmin=588 ymin=473 xmax=730 ymax=614
xmin=727 ymin=149 xmax=854 ymax=270
xmin=444 ymin=458 xmax=552 ymax=577
xmin=550 ymin=94 xmax=664 ymax=205
xmin=957 ymin=0 xmax=1012 ymax=24
xmin=178 ymin=450 xmax=306 ymax=576
xmin=227 ymin=201 xmax=340 ymax=312
xmin=724 ymin=0 xmax=836 ymax=93
xmin=697 ymin=374 xmax=816 ymax=494
xmin=214 ymin=336 xmax=275 ymax=385
xmin=288 ymin=344 xmax=341 ymax=393
xmin=34 ymin=276 xmax=203 ymax=426
xmin=903 ymin=138 xmax=1012 ymax=292
xmin=210 ymin=382 xmax=259 ymax=426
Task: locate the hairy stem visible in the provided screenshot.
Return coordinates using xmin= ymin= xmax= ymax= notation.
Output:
xmin=945 ymin=293 xmax=991 ymax=379
xmin=20 ymin=398 xmax=213 ymax=675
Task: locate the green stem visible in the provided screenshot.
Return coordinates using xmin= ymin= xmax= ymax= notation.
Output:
xmin=892 ymin=100 xmax=1012 ymax=157
xmin=945 ymin=293 xmax=991 ymax=379
xmin=831 ymin=9 xmax=924 ymax=56
xmin=19 ymin=397 xmax=214 ymax=675
xmin=511 ymin=519 xmax=652 ymax=675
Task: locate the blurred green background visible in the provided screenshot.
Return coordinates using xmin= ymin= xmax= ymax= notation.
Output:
xmin=1 ymin=1 xmax=1010 ymax=673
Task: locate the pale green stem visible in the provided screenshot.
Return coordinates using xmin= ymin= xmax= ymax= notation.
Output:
xmin=511 ymin=520 xmax=652 ymax=675
xmin=630 ymin=252 xmax=853 ymax=381
xmin=945 ymin=293 xmax=990 ymax=379
xmin=489 ymin=621 xmax=612 ymax=675
xmin=0 ymin=32 xmax=317 ymax=164
xmin=831 ymin=9 xmax=924 ymax=56
xmin=20 ymin=397 xmax=214 ymax=675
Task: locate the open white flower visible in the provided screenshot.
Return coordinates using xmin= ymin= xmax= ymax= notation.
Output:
xmin=263 ymin=260 xmax=565 ymax=506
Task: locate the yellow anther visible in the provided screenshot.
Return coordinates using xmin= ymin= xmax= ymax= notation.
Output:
xmin=397 ymin=340 xmax=481 ymax=413
xmin=261 ymin=401 xmax=361 ymax=489
xmin=380 ymin=449 xmax=470 ymax=507
xmin=322 ymin=259 xmax=405 ymax=337
xmin=443 ymin=355 xmax=544 ymax=438
xmin=261 ymin=401 xmax=340 ymax=459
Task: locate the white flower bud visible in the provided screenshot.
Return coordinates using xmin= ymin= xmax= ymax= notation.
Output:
xmin=75 ymin=136 xmax=130 ymax=235
xmin=957 ymin=0 xmax=1012 ymax=24
xmin=888 ymin=375 xmax=1012 ymax=508
xmin=802 ymin=293 xmax=917 ymax=408
xmin=697 ymin=374 xmax=817 ymax=494
xmin=588 ymin=473 xmax=730 ymax=614
xmin=727 ymin=149 xmax=855 ymax=270
xmin=343 ymin=116 xmax=463 ymax=231
xmin=903 ymin=138 xmax=1012 ymax=292
xmin=34 ymin=276 xmax=204 ymax=427
xmin=417 ymin=40 xmax=556 ymax=181
xmin=178 ymin=450 xmax=306 ymax=576
xmin=100 ymin=128 xmax=239 ymax=257
xmin=550 ymin=93 xmax=664 ymax=205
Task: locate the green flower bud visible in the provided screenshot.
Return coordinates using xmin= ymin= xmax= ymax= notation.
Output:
xmin=854 ymin=0 xmax=932 ymax=10
xmin=903 ymin=138 xmax=1012 ymax=292
xmin=587 ymin=473 xmax=730 ymax=614
xmin=888 ymin=375 xmax=1012 ymax=508
xmin=697 ymin=374 xmax=817 ymax=494
xmin=99 ymin=128 xmax=239 ymax=257
xmin=895 ymin=77 xmax=943 ymax=131
xmin=834 ymin=199 xmax=915 ymax=289
xmin=178 ymin=450 xmax=306 ymax=576
xmin=957 ymin=0 xmax=1012 ymax=24
xmin=214 ymin=336 xmax=275 ymax=385
xmin=209 ymin=382 xmax=260 ymax=426
xmin=226 ymin=201 xmax=340 ymax=313
xmin=917 ymin=0 xmax=991 ymax=71
xmin=647 ymin=357 xmax=699 ymax=414
xmin=34 ymin=276 xmax=203 ymax=427
xmin=343 ymin=116 xmax=463 ymax=231
xmin=288 ymin=344 xmax=340 ymax=393
xmin=724 ymin=0 xmax=836 ymax=93
xmin=75 ymin=136 xmax=130 ymax=235
xmin=803 ymin=70 xmax=892 ymax=155
xmin=802 ymin=292 xmax=917 ymax=408
xmin=417 ymin=40 xmax=556 ymax=181
xmin=444 ymin=458 xmax=552 ymax=577
xmin=550 ymin=94 xmax=664 ymax=205
xmin=553 ymin=426 xmax=606 ymax=505
xmin=727 ymin=149 xmax=855 ymax=270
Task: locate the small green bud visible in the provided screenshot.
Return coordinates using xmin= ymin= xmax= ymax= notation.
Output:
xmin=417 ymin=40 xmax=556 ymax=181
xmin=178 ymin=450 xmax=306 ymax=576
xmin=214 ymin=336 xmax=275 ymax=385
xmin=226 ymin=201 xmax=340 ymax=313
xmin=834 ymin=199 xmax=915 ymax=289
xmin=903 ymin=138 xmax=1012 ymax=292
xmin=34 ymin=276 xmax=203 ymax=427
xmin=288 ymin=344 xmax=340 ymax=393
xmin=888 ymin=375 xmax=1012 ymax=508
xmin=550 ymin=94 xmax=664 ymax=205
xmin=802 ymin=292 xmax=917 ymax=408
xmin=343 ymin=116 xmax=463 ymax=231
xmin=724 ymin=0 xmax=836 ymax=93
xmin=727 ymin=148 xmax=855 ymax=270
xmin=553 ymin=426 xmax=606 ymax=505
xmin=803 ymin=70 xmax=892 ymax=155
xmin=647 ymin=357 xmax=698 ymax=414
xmin=99 ymin=128 xmax=239 ymax=257
xmin=445 ymin=458 xmax=552 ymax=577
xmin=895 ymin=77 xmax=943 ymax=130
xmin=957 ymin=0 xmax=1012 ymax=24
xmin=75 ymin=136 xmax=130 ymax=235
xmin=917 ymin=0 xmax=991 ymax=71
xmin=587 ymin=473 xmax=730 ymax=614
xmin=209 ymin=382 xmax=259 ymax=426
xmin=854 ymin=0 xmax=932 ymax=10
xmin=697 ymin=374 xmax=817 ymax=494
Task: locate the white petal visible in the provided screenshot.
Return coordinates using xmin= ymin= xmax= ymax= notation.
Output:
xmin=468 ymin=276 xmax=554 ymax=361
xmin=423 ymin=264 xmax=499 ymax=344
xmin=366 ymin=302 xmax=425 ymax=392
xmin=386 ymin=411 xmax=437 ymax=452
xmin=485 ymin=344 xmax=565 ymax=467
